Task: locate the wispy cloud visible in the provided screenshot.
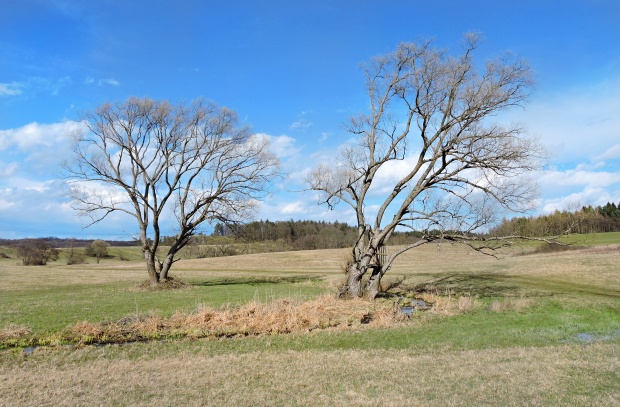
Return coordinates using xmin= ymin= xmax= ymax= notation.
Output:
xmin=504 ymin=77 xmax=620 ymax=164
xmin=0 ymin=77 xmax=71 ymax=97
xmin=0 ymin=81 xmax=24 ymax=96
xmin=84 ymin=76 xmax=120 ymax=86
xmin=289 ymin=119 xmax=313 ymax=130
xmin=595 ymin=143 xmax=620 ymax=161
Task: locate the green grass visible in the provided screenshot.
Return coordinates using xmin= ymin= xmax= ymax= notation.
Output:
xmin=560 ymin=231 xmax=620 ymax=245
xmin=0 ymin=277 xmax=325 ymax=333
xmin=0 ymin=235 xmax=619 ymax=406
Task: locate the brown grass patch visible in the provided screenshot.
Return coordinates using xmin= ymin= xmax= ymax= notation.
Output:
xmin=413 ymin=291 xmax=482 ymax=315
xmin=52 ymin=293 xmax=485 ymax=346
xmin=488 ymin=298 xmax=534 ymax=313
xmin=0 ymin=324 xmax=31 ymax=341
xmin=56 ymin=296 xmax=411 ymax=346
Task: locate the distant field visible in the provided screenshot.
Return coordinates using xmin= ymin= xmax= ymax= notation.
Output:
xmin=0 ymin=233 xmax=619 ymax=405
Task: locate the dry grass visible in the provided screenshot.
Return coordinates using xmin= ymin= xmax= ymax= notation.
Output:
xmin=0 ymin=324 xmax=31 ymax=342
xmin=1 ymin=342 xmax=618 ymax=406
xmin=58 ymin=295 xmax=411 ymax=346
xmin=488 ymin=298 xmax=534 ymax=313
xmin=1 ymin=240 xmax=619 ymax=405
xmin=44 ymin=292 xmax=487 ymax=347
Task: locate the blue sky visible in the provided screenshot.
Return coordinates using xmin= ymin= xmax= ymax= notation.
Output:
xmin=1 ymin=0 xmax=619 ymax=239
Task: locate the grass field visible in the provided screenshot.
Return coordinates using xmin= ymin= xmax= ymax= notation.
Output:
xmin=0 ymin=234 xmax=619 ymax=406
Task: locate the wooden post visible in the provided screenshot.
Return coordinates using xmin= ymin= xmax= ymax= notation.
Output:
xmin=376 ymin=245 xmax=387 ymax=268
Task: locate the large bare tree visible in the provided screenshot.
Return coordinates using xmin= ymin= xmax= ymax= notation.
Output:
xmin=307 ymin=35 xmax=543 ymax=299
xmin=64 ymin=98 xmax=279 ymax=285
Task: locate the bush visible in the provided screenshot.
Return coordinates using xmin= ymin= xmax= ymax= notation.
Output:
xmin=66 ymin=249 xmax=87 ymax=265
xmin=14 ymin=240 xmax=59 ymax=265
xmin=86 ymin=240 xmax=110 ymax=263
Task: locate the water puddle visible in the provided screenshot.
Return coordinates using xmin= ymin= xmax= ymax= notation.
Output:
xmin=570 ymin=330 xmax=620 ymax=345
xmin=399 ymin=297 xmax=433 ymax=317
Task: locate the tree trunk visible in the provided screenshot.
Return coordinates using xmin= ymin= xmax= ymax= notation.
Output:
xmin=144 ymin=249 xmax=160 ymax=286
xmin=366 ymin=267 xmax=382 ymax=300
xmin=345 ymin=263 xmax=366 ymax=297
xmin=343 ymin=248 xmax=375 ymax=297
xmin=159 ymin=252 xmax=175 ymax=281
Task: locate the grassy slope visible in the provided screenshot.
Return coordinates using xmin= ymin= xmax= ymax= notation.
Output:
xmin=0 ymin=234 xmax=619 ymax=405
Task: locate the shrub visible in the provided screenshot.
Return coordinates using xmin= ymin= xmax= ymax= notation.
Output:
xmin=86 ymin=240 xmax=110 ymax=263
xmin=14 ymin=240 xmax=59 ymax=265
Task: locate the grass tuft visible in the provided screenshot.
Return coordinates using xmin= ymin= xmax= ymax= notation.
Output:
xmin=488 ymin=298 xmax=534 ymax=313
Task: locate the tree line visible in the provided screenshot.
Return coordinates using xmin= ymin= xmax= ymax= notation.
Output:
xmin=159 ymin=220 xmax=358 ymax=252
xmin=490 ymin=202 xmax=620 ymax=237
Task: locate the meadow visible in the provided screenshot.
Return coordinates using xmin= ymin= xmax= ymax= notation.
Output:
xmin=0 ymin=234 xmax=619 ymax=406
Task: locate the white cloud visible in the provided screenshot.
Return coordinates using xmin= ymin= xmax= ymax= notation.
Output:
xmin=0 ymin=77 xmax=71 ymax=97
xmin=258 ymin=192 xmax=356 ymax=225
xmin=281 ymin=201 xmax=308 ymax=215
xmin=0 ymin=161 xmax=18 ymax=177
xmin=0 ymin=121 xmax=83 ymax=171
xmin=0 ymin=178 xmax=136 ymax=239
xmin=595 ymin=143 xmax=620 ymax=161
xmin=83 ymin=76 xmax=120 ymax=86
xmin=536 ymin=163 xmax=620 ymax=214
xmin=503 ymin=77 xmax=620 ymax=164
xmin=254 ymin=133 xmax=301 ymax=159
xmin=540 ymin=186 xmax=620 ymax=213
xmin=0 ymin=81 xmax=24 ymax=96
xmin=5 ymin=178 xmax=55 ymax=192
xmin=539 ymin=166 xmax=619 ymax=189
xmin=101 ymin=78 xmax=120 ymax=86
xmin=289 ymin=119 xmax=313 ymax=130
xmin=368 ymin=156 xmax=420 ymax=197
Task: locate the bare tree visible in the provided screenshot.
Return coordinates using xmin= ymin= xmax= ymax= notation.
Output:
xmin=307 ymin=34 xmax=544 ymax=299
xmin=63 ymin=98 xmax=280 ymax=286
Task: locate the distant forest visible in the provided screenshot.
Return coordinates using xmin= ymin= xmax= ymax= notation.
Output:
xmin=162 ymin=220 xmax=367 ymax=252
xmin=0 ymin=237 xmax=138 ymax=248
xmin=2 ymin=202 xmax=619 ymax=252
xmin=490 ymin=201 xmax=620 ymax=236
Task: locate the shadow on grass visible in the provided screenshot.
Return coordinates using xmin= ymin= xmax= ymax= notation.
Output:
xmin=383 ymin=272 xmax=537 ymax=298
xmin=191 ymin=275 xmax=322 ymax=287
xmin=515 ymin=242 xmax=587 ymax=256
xmin=389 ymin=271 xmax=620 ymax=299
